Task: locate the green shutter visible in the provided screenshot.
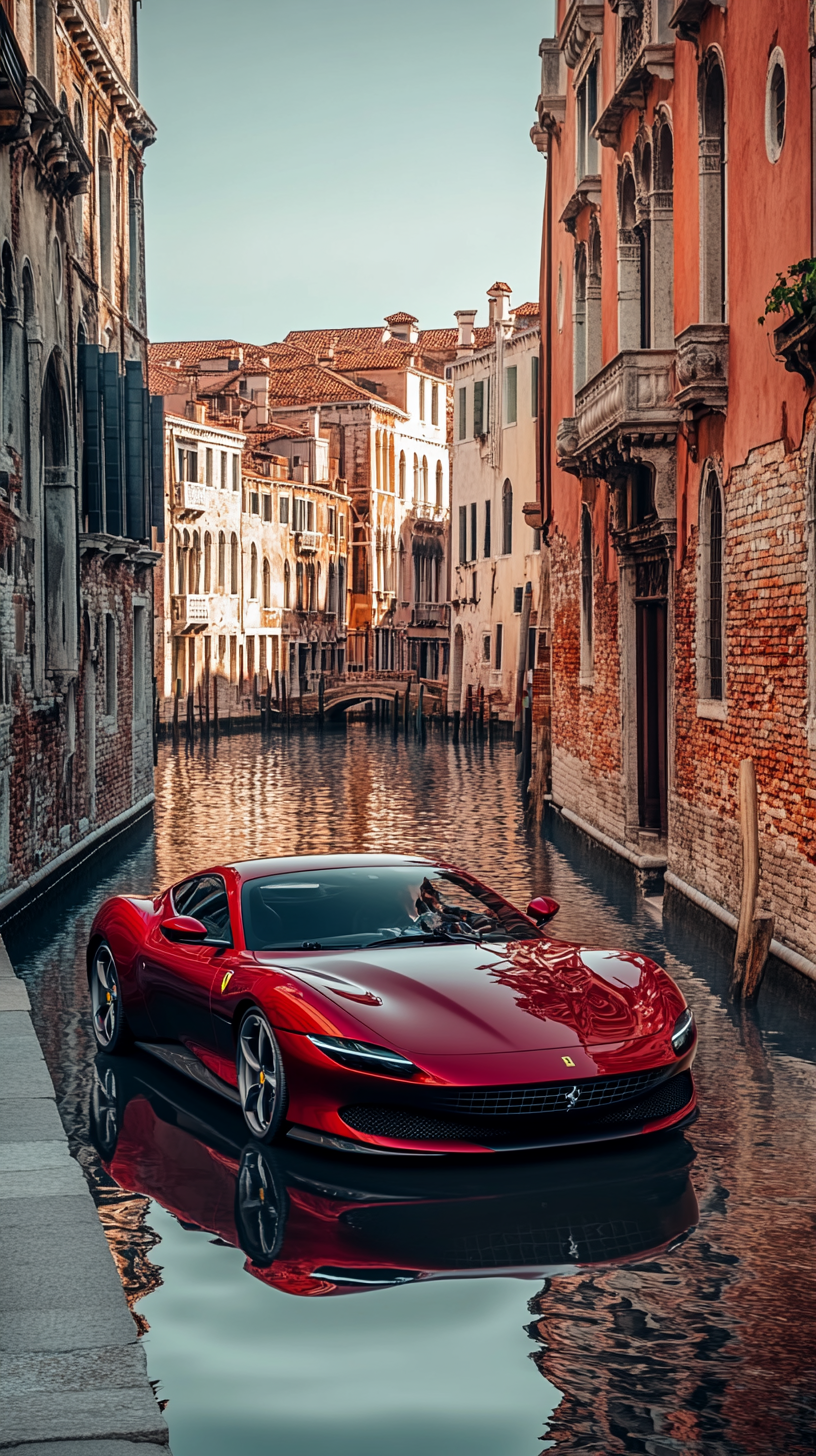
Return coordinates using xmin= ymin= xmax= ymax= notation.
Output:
xmin=458 ymin=386 xmax=467 ymax=440
xmin=101 ymin=352 xmax=124 ymax=536
xmin=459 ymin=505 xmax=467 ymax=564
xmin=505 ymin=366 xmax=517 ymax=424
xmin=125 ymin=360 xmax=149 ymax=540
xmin=80 ymin=345 xmax=104 ymax=533
xmin=473 ymin=380 xmax=484 ymax=437
xmin=531 ymin=354 xmax=539 ymax=417
xmin=150 ymin=395 xmax=165 ymax=542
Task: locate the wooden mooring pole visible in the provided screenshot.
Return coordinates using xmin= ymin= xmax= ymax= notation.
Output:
xmin=730 ymin=758 xmax=774 ymax=1003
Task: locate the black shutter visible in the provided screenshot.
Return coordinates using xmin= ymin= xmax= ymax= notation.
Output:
xmin=101 ymin=352 xmax=124 ymax=536
xmin=125 ymin=360 xmax=148 ymax=540
xmin=150 ymin=395 xmax=165 ymax=542
xmin=79 ymin=345 xmax=104 ymax=533
xmin=473 ymin=380 xmax=484 ymax=437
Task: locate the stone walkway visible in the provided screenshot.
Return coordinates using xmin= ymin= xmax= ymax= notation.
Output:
xmin=0 ymin=937 xmax=170 ymax=1453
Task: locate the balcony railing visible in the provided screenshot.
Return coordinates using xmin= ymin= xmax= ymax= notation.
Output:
xmin=559 ymin=349 xmax=678 ymax=475
xmin=173 ymin=480 xmax=209 ymax=516
xmin=0 ymin=6 xmax=26 ymax=113
xmin=412 ymin=502 xmax=446 ymax=524
xmin=172 ymin=594 xmax=209 ymax=633
xmin=295 ymin=531 xmax=321 ymax=554
xmin=412 ymin=603 xmax=449 ymax=629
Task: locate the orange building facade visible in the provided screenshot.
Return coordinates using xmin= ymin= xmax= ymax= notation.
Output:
xmin=533 ymin=0 xmax=816 ymax=970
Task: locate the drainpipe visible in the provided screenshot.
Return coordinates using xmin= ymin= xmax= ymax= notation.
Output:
xmin=541 ymin=138 xmax=554 ymax=542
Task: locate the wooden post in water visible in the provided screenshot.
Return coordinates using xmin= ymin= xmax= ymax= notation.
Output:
xmin=173 ymin=678 xmax=181 ymax=746
xmin=478 ymin=685 xmax=484 ymax=738
xmin=416 ymin=681 xmax=424 ymax=737
xmin=197 ymin=681 xmax=205 ymax=740
xmin=186 ymin=691 xmax=194 ymax=743
xmin=318 ymin=674 xmax=325 ymax=727
xmin=731 ymin=758 xmax=774 ymax=1003
xmin=282 ymin=673 xmax=289 ymax=728
xmin=213 ymin=674 xmax=219 ymax=740
xmin=465 ymin=683 xmax=473 ymax=738
xmin=393 ymin=689 xmax=400 ymax=736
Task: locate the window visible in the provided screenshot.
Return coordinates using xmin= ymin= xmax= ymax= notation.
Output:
xmin=105 ymin=614 xmax=116 ymax=716
xmin=98 ymin=131 xmax=112 ymax=295
xmin=205 ymin=448 xmax=213 ymax=486
xmin=249 ymin=488 xmax=260 ymax=515
xmin=283 ymin=560 xmax=291 ymax=608
xmin=473 ymin=379 xmax=486 ymax=437
xmin=232 ymin=454 xmax=240 ymax=492
xmin=482 ymin=634 xmax=491 ymax=664
xmin=699 ymin=467 xmax=725 ymax=702
xmin=413 ymin=454 xmax=419 ymax=500
xmin=296 ymin=560 xmax=305 ymax=609
xmin=133 ymin=605 xmax=146 ymax=720
xmin=513 ymin=586 xmax=523 ymax=614
xmin=280 ymin=494 xmax=290 ymax=525
xmin=470 ymin=502 xmax=477 ymax=563
xmin=339 ymin=513 xmax=345 ymax=539
xmin=618 ymin=164 xmax=641 ymax=349
xmin=293 ymin=497 xmax=305 ymax=532
xmin=580 ymin=505 xmax=594 ymax=683
xmin=250 ymin=543 xmax=258 ymax=599
xmin=574 ymin=244 xmax=588 ymax=393
xmin=419 ymin=377 xmax=426 ymax=421
xmin=422 ymin=456 xmax=428 ymax=502
xmin=531 ymin=354 xmax=539 ymax=417
xmin=217 ymin=531 xmax=225 ymax=590
xmin=502 ymin=480 xmax=513 ymax=556
xmin=172 ymin=874 xmax=232 ymax=944
xmin=458 ymin=386 xmax=467 ymax=440
xmin=587 ymin=219 xmax=602 ymax=381
xmin=495 ymin=623 xmax=503 ymax=670
xmin=699 ymin=57 xmax=726 ymax=324
xmin=435 ymin=460 xmax=443 ymax=507
xmin=230 ymin=533 xmax=239 ymax=594
xmin=262 ymin=493 xmax=272 ymax=522
xmin=431 ymin=382 xmax=439 ymax=426
xmin=127 ymin=168 xmax=140 ymax=323
xmin=575 ymin=54 xmax=599 ymax=184
xmin=459 ymin=505 xmax=467 ymax=565
xmin=765 ymin=49 xmax=786 ymax=162
xmin=504 ymin=367 xmax=517 ymax=425
xmin=203 ymin=532 xmax=212 ymax=592
xmin=399 ymin=451 xmax=406 ymax=498
xmin=471 ymin=571 xmax=477 ymax=603
xmin=220 ymin=451 xmax=227 ymax=488
xmin=484 ymin=500 xmax=492 ymax=558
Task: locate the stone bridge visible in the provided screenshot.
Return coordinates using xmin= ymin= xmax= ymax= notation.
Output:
xmin=296 ymin=674 xmax=447 ymax=720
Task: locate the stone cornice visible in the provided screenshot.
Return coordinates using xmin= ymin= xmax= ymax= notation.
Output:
xmin=559 ymin=175 xmax=602 ymax=234
xmin=56 ymin=0 xmax=156 ymax=148
xmin=558 ymin=0 xmax=605 ymax=69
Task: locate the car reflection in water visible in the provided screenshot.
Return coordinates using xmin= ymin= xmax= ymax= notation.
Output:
xmin=91 ymin=1050 xmax=699 ymax=1301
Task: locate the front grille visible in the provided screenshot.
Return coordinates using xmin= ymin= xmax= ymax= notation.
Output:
xmin=340 ymin=1070 xmax=694 ymax=1145
xmin=447 ymin=1219 xmax=648 ymax=1267
xmin=427 ymin=1065 xmax=673 ymax=1117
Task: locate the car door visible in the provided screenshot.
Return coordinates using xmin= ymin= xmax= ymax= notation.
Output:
xmin=142 ymin=874 xmax=235 ymax=1051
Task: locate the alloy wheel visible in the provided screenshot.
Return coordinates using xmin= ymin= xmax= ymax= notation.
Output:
xmin=90 ymin=943 xmax=126 ymax=1052
xmin=90 ymin=1062 xmax=120 ymax=1160
xmin=235 ymin=1145 xmax=287 ymax=1264
xmin=236 ymin=1010 xmax=287 ymax=1142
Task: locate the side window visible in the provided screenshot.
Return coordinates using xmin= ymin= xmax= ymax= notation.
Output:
xmin=172 ymin=874 xmax=233 ymax=942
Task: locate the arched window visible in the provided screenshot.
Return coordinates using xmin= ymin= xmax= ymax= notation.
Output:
xmin=262 ymin=556 xmax=271 ymax=609
xmin=580 ymin=505 xmax=594 ymax=683
xmin=176 ymin=530 xmax=185 ymax=594
xmin=42 ymin=354 xmax=76 ymax=670
xmin=328 ymin=559 xmax=336 ymax=614
xmin=634 ymin=137 xmax=652 ymax=349
xmin=73 ymin=104 xmax=85 ymax=257
xmin=296 ymin=560 xmax=304 ymax=609
xmin=191 ymin=530 xmax=201 ymax=593
xmin=230 ymin=532 xmax=239 ymax=594
xmin=250 ymin=542 xmax=258 ymax=599
xmin=651 ymin=119 xmax=674 ymax=348
xmin=127 ymin=167 xmax=141 ymax=324
xmin=283 ymin=559 xmax=291 ymax=608
xmin=375 ymin=429 xmax=383 ymax=490
xmin=217 ymin=530 xmax=226 ymax=589
xmin=203 ymin=532 xmax=212 ymax=592
xmin=97 ymin=131 xmax=113 ymax=295
xmin=587 ymin=218 xmax=602 ymax=381
xmin=699 ymin=57 xmax=726 ymax=324
xmin=21 ymin=264 xmax=35 ymax=513
xmin=399 ymin=451 xmax=406 ymax=498
xmin=502 ymin=479 xmax=513 ymax=556
xmin=573 ymin=243 xmax=587 ymax=393
xmin=337 ymin=557 xmax=346 ymax=626
xmin=413 ymin=453 xmax=419 ymax=500
xmin=435 ymin=459 xmax=443 ymax=508
xmin=699 ymin=467 xmax=725 ymax=701
xmin=388 ymin=434 xmax=395 ymax=492
xmin=617 ymin=164 xmax=640 ymax=350
xmin=1 ymin=243 xmax=18 ymax=452
xmin=422 ymin=456 xmax=428 ymax=502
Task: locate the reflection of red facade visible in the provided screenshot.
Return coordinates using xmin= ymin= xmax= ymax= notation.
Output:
xmin=533 ymin=0 xmax=816 ymax=967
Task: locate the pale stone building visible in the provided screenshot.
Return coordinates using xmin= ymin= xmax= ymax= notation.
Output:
xmin=448 ymin=286 xmax=542 ymax=721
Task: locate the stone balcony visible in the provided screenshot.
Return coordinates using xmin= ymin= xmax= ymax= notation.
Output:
xmin=674 ymin=324 xmax=728 ymax=414
xmin=559 ymin=349 xmax=678 ymax=477
xmin=594 ymin=2 xmax=674 ymax=149
xmin=295 ymin=531 xmax=321 ymax=555
xmin=558 ymin=0 xmax=605 ymax=67
xmin=173 ymin=480 xmax=209 ymax=517
xmin=772 ymin=311 xmax=816 ymax=388
xmin=412 ymin=603 xmax=449 ymax=629
xmin=172 ymin=594 xmax=209 ymax=634
xmin=412 ymin=501 xmax=446 ymax=525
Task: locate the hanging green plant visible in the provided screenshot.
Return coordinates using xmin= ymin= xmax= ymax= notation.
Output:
xmin=758 ymin=257 xmax=816 ymax=326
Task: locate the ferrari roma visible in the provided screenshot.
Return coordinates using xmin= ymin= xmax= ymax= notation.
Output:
xmin=87 ymin=852 xmax=698 ymax=1155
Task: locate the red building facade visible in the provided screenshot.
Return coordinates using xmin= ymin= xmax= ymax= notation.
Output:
xmin=533 ymin=0 xmax=816 ymax=970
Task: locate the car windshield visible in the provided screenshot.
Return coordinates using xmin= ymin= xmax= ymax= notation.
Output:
xmin=241 ymin=865 xmax=539 ymax=952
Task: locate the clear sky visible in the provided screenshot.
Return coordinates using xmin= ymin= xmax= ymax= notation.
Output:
xmin=138 ymin=0 xmax=553 ymax=343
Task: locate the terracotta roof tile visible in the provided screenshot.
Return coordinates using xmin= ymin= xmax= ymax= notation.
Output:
xmin=512 ymin=301 xmax=540 ymax=317
xmin=384 ymin=311 xmax=418 ymax=324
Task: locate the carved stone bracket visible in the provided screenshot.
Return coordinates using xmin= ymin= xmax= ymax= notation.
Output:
xmin=560 ymin=176 xmax=602 ymax=235
xmin=594 ymin=44 xmax=675 ymax=149
xmin=674 ymin=323 xmax=729 ymax=413
xmin=558 ymin=0 xmax=605 ymax=69
xmin=670 ymin=0 xmax=727 ymax=44
xmin=534 ymin=37 xmax=567 ymax=141
xmin=772 ymin=311 xmax=816 ymax=388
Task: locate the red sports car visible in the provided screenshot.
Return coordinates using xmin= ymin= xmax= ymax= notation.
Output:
xmin=87 ymin=852 xmax=698 ymax=1155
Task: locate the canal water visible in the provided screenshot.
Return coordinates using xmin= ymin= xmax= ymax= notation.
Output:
xmin=7 ymin=725 xmax=816 ymax=1456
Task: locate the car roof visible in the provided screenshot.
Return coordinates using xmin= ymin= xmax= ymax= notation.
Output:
xmin=226 ymin=852 xmax=437 ymax=884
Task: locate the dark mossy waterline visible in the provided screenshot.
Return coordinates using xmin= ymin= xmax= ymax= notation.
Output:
xmin=8 ymin=727 xmax=816 ymax=1456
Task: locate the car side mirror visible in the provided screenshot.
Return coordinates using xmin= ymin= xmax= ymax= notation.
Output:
xmin=161 ymin=915 xmax=209 ymax=944
xmin=526 ymin=896 xmax=560 ymax=926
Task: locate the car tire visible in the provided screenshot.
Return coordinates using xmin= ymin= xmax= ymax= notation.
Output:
xmin=236 ymin=1008 xmax=288 ymax=1144
xmin=235 ymin=1144 xmax=289 ymax=1265
xmin=90 ymin=941 xmax=132 ymax=1055
xmin=89 ymin=1057 xmax=124 ymax=1161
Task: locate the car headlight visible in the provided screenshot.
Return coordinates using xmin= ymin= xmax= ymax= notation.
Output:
xmin=671 ymin=1008 xmax=695 ymax=1056
xmin=307 ymin=1034 xmax=418 ymax=1079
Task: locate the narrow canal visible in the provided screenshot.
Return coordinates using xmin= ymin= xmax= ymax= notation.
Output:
xmin=7 ymin=726 xmax=816 ymax=1456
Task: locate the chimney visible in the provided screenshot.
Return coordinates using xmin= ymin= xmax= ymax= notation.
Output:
xmin=455 ymin=309 xmax=477 ymax=355
xmin=487 ymin=281 xmax=512 ymax=327
xmin=384 ymin=311 xmax=419 ymax=344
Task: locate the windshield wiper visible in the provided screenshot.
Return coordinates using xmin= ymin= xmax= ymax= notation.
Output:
xmin=361 ymin=932 xmax=479 ymax=949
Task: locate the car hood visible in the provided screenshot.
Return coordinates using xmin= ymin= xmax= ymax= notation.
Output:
xmin=254 ymin=937 xmax=684 ymax=1055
